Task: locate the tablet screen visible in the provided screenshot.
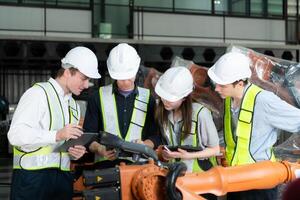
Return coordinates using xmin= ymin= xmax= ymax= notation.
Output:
xmin=58 ymin=132 xmax=98 ymax=152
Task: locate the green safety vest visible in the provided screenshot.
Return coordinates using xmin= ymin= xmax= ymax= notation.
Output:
xmin=164 ymin=103 xmax=217 ymax=172
xmin=95 ymin=84 xmax=150 ymax=162
xmin=13 ymin=81 xmax=79 ymax=171
xmin=224 ymin=84 xmax=276 ymax=166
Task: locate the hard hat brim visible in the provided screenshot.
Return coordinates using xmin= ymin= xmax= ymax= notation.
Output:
xmin=155 ymin=81 xmax=190 ymax=102
xmin=84 ymin=71 xmax=101 ymax=79
xmin=108 ymin=68 xmax=138 ymax=80
xmin=208 ymin=67 xmax=233 ymax=85
xmin=61 ymin=61 xmax=101 ymax=79
xmin=79 ymin=66 xmax=101 ymax=79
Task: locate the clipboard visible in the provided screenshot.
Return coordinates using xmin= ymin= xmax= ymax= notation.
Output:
xmin=58 ymin=132 xmax=98 ymax=152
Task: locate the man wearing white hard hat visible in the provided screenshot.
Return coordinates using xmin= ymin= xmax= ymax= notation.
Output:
xmin=83 ymin=43 xmax=159 ymax=167
xmin=8 ymin=46 xmax=101 ymax=200
xmin=208 ymin=52 xmax=300 ymax=200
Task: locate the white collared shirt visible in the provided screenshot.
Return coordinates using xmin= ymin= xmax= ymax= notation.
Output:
xmin=230 ymin=84 xmax=300 ymax=161
xmin=8 ymin=78 xmax=77 ymax=152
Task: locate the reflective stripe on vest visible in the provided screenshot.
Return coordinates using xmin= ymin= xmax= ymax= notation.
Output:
xmin=96 ymin=84 xmax=150 ymax=162
xmin=224 ymin=84 xmax=276 ymax=166
xmin=164 ymin=103 xmax=216 ymax=172
xmin=13 ymin=82 xmax=79 ymax=171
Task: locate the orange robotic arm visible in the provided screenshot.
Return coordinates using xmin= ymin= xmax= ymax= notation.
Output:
xmin=78 ymin=132 xmax=300 ymax=200
xmin=177 ymin=161 xmax=299 ymax=198
xmin=117 ymin=160 xmax=300 ymax=200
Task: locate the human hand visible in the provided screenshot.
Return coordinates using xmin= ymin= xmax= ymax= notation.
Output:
xmin=132 ymin=139 xmax=144 ymax=144
xmin=162 ymin=148 xmax=191 ymax=160
xmin=156 ymin=145 xmax=169 ymax=162
xmin=68 ymin=145 xmax=86 ymax=160
xmin=102 ymin=149 xmax=117 ymax=161
xmin=162 ymin=146 xmax=177 ymax=160
xmin=176 ymin=148 xmax=192 ymax=160
xmin=217 ymin=147 xmax=228 ymax=167
xmin=56 ymin=124 xmax=83 ymax=141
xmin=96 ymin=145 xmax=117 ymax=161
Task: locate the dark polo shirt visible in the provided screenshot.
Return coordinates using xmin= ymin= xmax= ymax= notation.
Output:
xmin=83 ymin=82 xmax=161 ymax=148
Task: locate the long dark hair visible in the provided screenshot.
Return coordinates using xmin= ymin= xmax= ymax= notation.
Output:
xmin=155 ymin=95 xmax=193 ymax=140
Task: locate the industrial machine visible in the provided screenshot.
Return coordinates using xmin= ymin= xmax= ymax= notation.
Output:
xmin=72 ymin=132 xmax=300 ymax=200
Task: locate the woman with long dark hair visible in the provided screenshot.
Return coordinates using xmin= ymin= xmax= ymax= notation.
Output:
xmin=155 ymin=66 xmax=220 ymax=173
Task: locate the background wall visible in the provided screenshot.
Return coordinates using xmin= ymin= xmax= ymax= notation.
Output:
xmin=0 ymin=5 xmax=92 ymax=38
xmin=134 ymin=11 xmax=285 ymax=44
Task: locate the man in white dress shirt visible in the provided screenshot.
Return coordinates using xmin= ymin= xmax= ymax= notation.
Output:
xmin=7 ymin=46 xmax=101 ymax=200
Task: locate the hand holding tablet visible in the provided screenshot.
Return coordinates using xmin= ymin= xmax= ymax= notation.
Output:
xmin=58 ymin=132 xmax=98 ymax=152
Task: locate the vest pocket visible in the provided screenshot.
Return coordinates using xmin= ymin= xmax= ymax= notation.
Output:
xmin=239 ymin=108 xmax=253 ymax=124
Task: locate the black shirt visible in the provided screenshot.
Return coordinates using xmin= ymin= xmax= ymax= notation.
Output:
xmin=83 ymin=82 xmax=161 ymax=148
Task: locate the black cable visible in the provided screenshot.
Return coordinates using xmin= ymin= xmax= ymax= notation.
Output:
xmin=165 ymin=162 xmax=187 ymax=200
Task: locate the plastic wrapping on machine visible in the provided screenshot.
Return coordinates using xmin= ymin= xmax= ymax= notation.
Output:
xmin=227 ymin=45 xmax=300 ymax=108
xmin=227 ymin=45 xmax=300 ymax=162
xmin=274 ymin=133 xmax=300 ymax=162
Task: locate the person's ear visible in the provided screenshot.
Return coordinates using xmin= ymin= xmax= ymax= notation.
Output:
xmin=238 ymin=80 xmax=244 ymax=87
xmin=64 ymin=68 xmax=71 ymax=77
xmin=65 ymin=68 xmax=76 ymax=77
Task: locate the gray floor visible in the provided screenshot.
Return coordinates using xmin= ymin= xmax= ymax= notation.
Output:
xmin=0 ymin=156 xmax=12 ymax=200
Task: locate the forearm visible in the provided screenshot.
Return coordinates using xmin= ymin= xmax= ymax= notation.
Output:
xmin=190 ymin=145 xmax=220 ymax=159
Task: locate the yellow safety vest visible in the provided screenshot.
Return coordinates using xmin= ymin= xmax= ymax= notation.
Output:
xmin=95 ymin=84 xmax=150 ymax=162
xmin=164 ymin=103 xmax=217 ymax=172
xmin=224 ymin=84 xmax=276 ymax=166
xmin=13 ymin=82 xmax=79 ymax=171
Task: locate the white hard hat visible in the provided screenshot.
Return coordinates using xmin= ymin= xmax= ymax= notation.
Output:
xmin=208 ymin=52 xmax=251 ymax=85
xmin=155 ymin=67 xmax=193 ymax=102
xmin=107 ymin=43 xmax=141 ymax=80
xmin=61 ymin=46 xmax=101 ymax=79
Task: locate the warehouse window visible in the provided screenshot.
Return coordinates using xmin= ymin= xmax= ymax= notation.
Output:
xmin=214 ymin=0 xmax=228 ymax=14
xmin=287 ymin=0 xmax=297 ymax=16
xmin=232 ymin=0 xmax=246 ymax=15
xmin=0 ymin=0 xmax=18 ymax=2
xmin=268 ymin=0 xmax=283 ymax=16
xmin=174 ymin=0 xmax=211 ymax=13
xmin=0 ymin=0 xmax=91 ymax=8
xmin=251 ymin=0 xmax=264 ymax=17
xmin=134 ymin=0 xmax=173 ymax=11
xmin=101 ymin=4 xmax=129 ymax=38
xmin=108 ymin=0 xmax=129 ymax=5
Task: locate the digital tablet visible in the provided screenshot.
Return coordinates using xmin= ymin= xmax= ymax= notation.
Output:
xmin=166 ymin=145 xmax=202 ymax=152
xmin=58 ymin=132 xmax=98 ymax=152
